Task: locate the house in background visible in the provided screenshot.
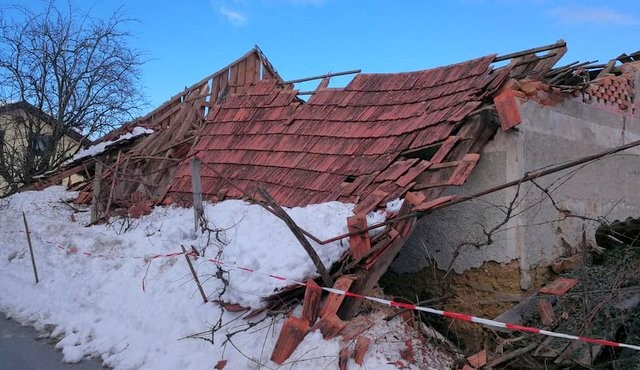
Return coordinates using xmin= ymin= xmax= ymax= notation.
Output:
xmin=0 ymin=101 xmax=91 ymax=196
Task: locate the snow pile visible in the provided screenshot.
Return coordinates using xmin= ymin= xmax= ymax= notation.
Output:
xmin=65 ymin=127 xmax=154 ymax=164
xmin=0 ymin=187 xmax=452 ymax=369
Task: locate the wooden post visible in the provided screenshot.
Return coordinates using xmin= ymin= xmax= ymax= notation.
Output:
xmin=191 ymin=158 xmax=204 ymax=233
xmin=181 ymin=245 xmax=208 ymax=303
xmin=257 ymin=187 xmax=333 ymax=287
xmin=90 ymin=161 xmax=103 ymax=223
xmin=104 ymin=151 xmax=122 ymax=218
xmin=22 ymin=212 xmax=39 ymax=284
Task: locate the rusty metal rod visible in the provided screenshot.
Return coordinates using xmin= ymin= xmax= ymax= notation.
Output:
xmin=317 ymin=137 xmax=640 ymax=244
xmin=200 ymin=137 xmax=640 ymax=246
xmin=283 ymin=69 xmax=361 ymax=85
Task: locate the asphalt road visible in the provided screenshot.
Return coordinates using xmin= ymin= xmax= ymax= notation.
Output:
xmin=0 ymin=317 xmax=107 ymax=370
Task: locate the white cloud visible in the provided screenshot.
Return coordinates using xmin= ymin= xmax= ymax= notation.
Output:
xmin=212 ymin=1 xmax=248 ymax=26
xmin=218 ymin=6 xmax=247 ymax=25
xmin=212 ymin=0 xmax=325 ymax=25
xmin=548 ymin=6 xmax=640 ymax=25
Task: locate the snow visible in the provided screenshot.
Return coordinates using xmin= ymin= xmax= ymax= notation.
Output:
xmin=0 ymin=187 xmax=454 ymax=369
xmin=65 ymin=127 xmax=154 ymax=164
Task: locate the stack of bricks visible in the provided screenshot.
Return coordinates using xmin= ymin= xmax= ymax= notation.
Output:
xmin=585 ymin=74 xmax=635 ymax=112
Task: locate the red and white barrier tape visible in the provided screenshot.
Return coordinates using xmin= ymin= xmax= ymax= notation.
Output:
xmin=48 ymin=242 xmax=640 ymax=351
xmin=203 ymin=257 xmax=640 ymax=352
xmin=51 ymin=243 xmax=188 ymax=260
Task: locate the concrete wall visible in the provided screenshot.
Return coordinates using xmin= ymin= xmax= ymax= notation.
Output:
xmin=393 ymin=85 xmax=640 ymax=289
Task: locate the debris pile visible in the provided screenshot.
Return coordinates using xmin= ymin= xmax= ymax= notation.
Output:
xmin=476 ymin=225 xmax=640 ymax=369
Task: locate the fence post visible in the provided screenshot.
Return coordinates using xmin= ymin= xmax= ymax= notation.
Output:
xmin=90 ymin=161 xmax=103 ymax=223
xmin=191 ymin=158 xmax=204 ymax=233
xmin=22 ymin=212 xmax=39 ymax=284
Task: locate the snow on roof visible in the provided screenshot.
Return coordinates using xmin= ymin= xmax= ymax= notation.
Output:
xmin=65 ymin=126 xmax=154 ymax=165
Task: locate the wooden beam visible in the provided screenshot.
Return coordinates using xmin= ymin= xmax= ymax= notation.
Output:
xmin=90 ymin=161 xmax=103 ymax=223
xmin=191 ymin=158 xmax=204 ymax=233
xmin=257 ymin=187 xmax=333 ymax=287
xmin=494 ymin=40 xmax=566 ymax=62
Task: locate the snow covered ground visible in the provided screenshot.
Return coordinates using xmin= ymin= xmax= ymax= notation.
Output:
xmin=0 ymin=187 xmax=454 ymax=369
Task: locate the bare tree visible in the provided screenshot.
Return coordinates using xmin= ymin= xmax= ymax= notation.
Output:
xmin=0 ymin=0 xmax=145 ymax=193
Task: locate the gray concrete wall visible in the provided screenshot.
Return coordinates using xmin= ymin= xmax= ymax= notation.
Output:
xmin=392 ymin=90 xmax=640 ymax=289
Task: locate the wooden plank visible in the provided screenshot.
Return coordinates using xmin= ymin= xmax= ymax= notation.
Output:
xmin=236 ymin=58 xmax=247 ymax=89
xmin=362 ymin=228 xmax=400 ymax=270
xmin=270 ymin=316 xmax=310 ymax=365
xmin=347 ymin=215 xmax=371 ymax=260
xmin=104 ymin=151 xmax=122 ymax=218
xmin=301 ymin=279 xmax=322 ymax=325
xmin=245 ymin=52 xmax=259 ymax=83
xmin=32 ymin=164 xmax=87 ymax=191
xmin=229 ymin=63 xmax=240 ymax=94
xmin=218 ymin=72 xmax=229 ymax=98
xmin=339 ymin=202 xmax=416 ymax=319
xmin=209 ymin=76 xmax=220 ymax=108
xmin=263 ymin=63 xmax=276 ymax=80
xmin=393 ymin=199 xmax=417 ymax=239
xmin=320 ymin=275 xmax=356 ymax=318
xmin=485 ymin=343 xmax=537 ymax=368
xmin=191 ymin=158 xmax=204 ymax=232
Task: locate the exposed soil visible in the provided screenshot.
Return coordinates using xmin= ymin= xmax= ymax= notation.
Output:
xmin=380 ymin=261 xmax=550 ymax=352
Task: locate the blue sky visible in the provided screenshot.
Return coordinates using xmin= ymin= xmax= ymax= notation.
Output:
xmin=8 ymin=1 xmax=640 ymax=114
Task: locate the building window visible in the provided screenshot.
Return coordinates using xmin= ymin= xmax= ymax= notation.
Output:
xmin=33 ymin=134 xmax=52 ymax=156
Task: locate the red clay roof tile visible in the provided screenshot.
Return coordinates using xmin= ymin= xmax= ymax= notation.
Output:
xmin=168 ymin=54 xmax=509 ymax=207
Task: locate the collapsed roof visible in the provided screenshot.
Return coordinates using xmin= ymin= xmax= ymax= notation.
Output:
xmin=167 ymin=54 xmax=510 ymax=210
xmin=20 ymin=40 xmax=640 ymax=366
